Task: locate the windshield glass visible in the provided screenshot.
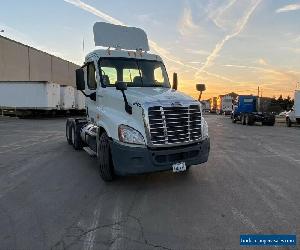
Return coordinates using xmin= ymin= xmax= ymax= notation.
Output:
xmin=99 ymin=58 xmax=170 ymax=88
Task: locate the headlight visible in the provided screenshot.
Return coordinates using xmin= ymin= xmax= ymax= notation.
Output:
xmin=118 ymin=125 xmax=145 ymax=145
xmin=201 ymin=117 xmax=209 ymax=139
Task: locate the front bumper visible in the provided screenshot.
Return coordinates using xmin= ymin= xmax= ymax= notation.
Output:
xmin=109 ymin=138 xmax=210 ymax=175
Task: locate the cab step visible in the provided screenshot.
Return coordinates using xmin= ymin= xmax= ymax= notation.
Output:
xmin=83 ymin=147 xmax=97 ymax=157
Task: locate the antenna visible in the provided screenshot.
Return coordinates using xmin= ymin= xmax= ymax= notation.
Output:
xmin=82 ymin=38 xmax=85 ymax=53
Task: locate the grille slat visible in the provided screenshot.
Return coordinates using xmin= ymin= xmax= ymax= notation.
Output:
xmin=148 ymin=105 xmax=202 ymax=146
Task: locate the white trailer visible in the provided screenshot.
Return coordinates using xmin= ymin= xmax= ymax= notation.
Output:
xmin=0 ymin=81 xmax=60 ymax=115
xmin=75 ymin=90 xmax=85 ymax=110
xmin=286 ymin=90 xmax=300 ymax=126
xmin=217 ymin=95 xmax=232 ymax=115
xmin=60 ymin=86 xmax=75 ymax=110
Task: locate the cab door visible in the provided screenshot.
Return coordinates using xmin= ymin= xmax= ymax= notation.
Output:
xmin=86 ymin=62 xmax=98 ymax=123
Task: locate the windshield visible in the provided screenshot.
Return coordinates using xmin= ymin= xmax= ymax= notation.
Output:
xmin=98 ymin=58 xmax=170 ymax=88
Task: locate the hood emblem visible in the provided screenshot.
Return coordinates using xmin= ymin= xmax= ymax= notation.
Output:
xmin=171 ymin=101 xmax=182 ymax=107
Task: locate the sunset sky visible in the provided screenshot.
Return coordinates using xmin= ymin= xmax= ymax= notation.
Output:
xmin=1 ymin=0 xmax=300 ymax=99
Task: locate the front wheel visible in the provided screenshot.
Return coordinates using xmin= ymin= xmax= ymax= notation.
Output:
xmin=286 ymin=118 xmax=292 ymax=127
xmin=66 ymin=121 xmax=72 ymax=145
xmin=97 ymin=132 xmax=115 ymax=182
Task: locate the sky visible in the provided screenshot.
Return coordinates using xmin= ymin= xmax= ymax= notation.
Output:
xmin=0 ymin=0 xmax=300 ymax=99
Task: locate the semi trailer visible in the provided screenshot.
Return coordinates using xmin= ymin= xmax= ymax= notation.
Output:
xmin=66 ymin=22 xmax=210 ymax=181
xmin=231 ymin=95 xmax=275 ymax=126
xmin=286 ymin=90 xmax=300 ymax=127
xmin=0 ymin=81 xmax=60 ymax=116
xmin=216 ymin=95 xmax=232 ymax=115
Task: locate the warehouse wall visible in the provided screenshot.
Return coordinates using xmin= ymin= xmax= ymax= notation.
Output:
xmin=0 ymin=35 xmax=79 ymax=86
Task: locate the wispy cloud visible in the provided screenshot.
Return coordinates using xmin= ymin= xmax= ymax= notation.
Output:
xmin=196 ymin=0 xmax=262 ymax=76
xmin=209 ymin=0 xmax=238 ymax=30
xmin=224 ymin=63 xmax=299 ymax=81
xmin=178 ymin=6 xmax=199 ymax=36
xmin=184 ymin=48 xmax=209 ymax=56
xmin=276 ymin=4 xmax=300 ymax=13
xmin=258 ymin=58 xmax=267 ymax=66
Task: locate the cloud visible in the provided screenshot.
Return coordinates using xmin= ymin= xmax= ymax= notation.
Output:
xmin=276 ymin=4 xmax=300 ymax=13
xmin=184 ymin=48 xmax=209 ymax=56
xmin=209 ymin=0 xmax=238 ymax=30
xmin=258 ymin=58 xmax=267 ymax=66
xmin=195 ymin=0 xmax=262 ymax=76
xmin=223 ymin=64 xmax=299 ymax=81
xmin=178 ymin=7 xmax=199 ymax=36
xmin=64 ymin=0 xmax=123 ymax=25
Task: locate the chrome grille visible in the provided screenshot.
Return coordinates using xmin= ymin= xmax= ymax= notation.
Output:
xmin=148 ymin=105 xmax=202 ymax=145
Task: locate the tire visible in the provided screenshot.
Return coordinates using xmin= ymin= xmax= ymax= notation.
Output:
xmin=286 ymin=118 xmax=292 ymax=127
xmin=66 ymin=121 xmax=73 ymax=145
xmin=71 ymin=124 xmax=83 ymax=150
xmin=97 ymin=132 xmax=114 ymax=181
xmin=241 ymin=115 xmax=246 ymax=125
xmin=246 ymin=115 xmax=254 ymax=125
xmin=245 ymin=114 xmax=249 ymax=125
xmin=232 ymin=118 xmax=236 ymax=123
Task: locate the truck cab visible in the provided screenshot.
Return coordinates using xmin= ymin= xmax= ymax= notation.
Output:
xmin=66 ymin=22 xmax=210 ymax=181
xmin=232 ymin=95 xmax=275 ymax=126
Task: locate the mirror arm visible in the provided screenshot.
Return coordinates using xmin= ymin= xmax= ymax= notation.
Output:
xmin=121 ymin=90 xmax=132 ymax=115
xmin=80 ymin=90 xmax=89 ymax=97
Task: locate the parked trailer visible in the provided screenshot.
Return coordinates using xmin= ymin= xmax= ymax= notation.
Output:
xmin=0 ymin=81 xmax=60 ymax=116
xmin=216 ymin=95 xmax=232 ymax=115
xmin=286 ymin=90 xmax=300 ymax=127
xmin=60 ymin=85 xmax=75 ymax=110
xmin=75 ymin=90 xmax=85 ymax=110
xmin=231 ymin=95 xmax=275 ymax=126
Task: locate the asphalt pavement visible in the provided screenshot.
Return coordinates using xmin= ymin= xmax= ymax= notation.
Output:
xmin=0 ymin=115 xmax=299 ymax=250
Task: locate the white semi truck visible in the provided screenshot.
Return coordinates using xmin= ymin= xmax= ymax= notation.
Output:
xmin=286 ymin=90 xmax=300 ymax=127
xmin=66 ymin=22 xmax=210 ymax=181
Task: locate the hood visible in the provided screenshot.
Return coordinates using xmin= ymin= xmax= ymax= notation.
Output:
xmin=125 ymin=87 xmax=196 ymax=105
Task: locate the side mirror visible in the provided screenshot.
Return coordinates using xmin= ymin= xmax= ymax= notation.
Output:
xmin=196 ymin=83 xmax=206 ymax=101
xmin=116 ymin=81 xmax=127 ymax=91
xmin=196 ymin=84 xmax=206 ymax=92
xmin=172 ymin=73 xmax=178 ymax=90
xmin=76 ymin=68 xmax=85 ymax=90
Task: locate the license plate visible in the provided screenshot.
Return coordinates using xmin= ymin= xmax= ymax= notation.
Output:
xmin=172 ymin=162 xmax=186 ymax=172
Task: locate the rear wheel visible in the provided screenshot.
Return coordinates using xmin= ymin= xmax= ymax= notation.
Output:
xmin=241 ymin=115 xmax=246 ymax=125
xmin=71 ymin=124 xmax=83 ymax=150
xmin=66 ymin=121 xmax=72 ymax=145
xmin=97 ymin=132 xmax=114 ymax=182
xmin=286 ymin=118 xmax=292 ymax=127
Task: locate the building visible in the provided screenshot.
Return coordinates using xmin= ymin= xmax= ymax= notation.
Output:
xmin=0 ymin=35 xmax=79 ymax=86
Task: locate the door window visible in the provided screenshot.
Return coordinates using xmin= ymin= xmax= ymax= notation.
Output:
xmin=87 ymin=63 xmax=97 ymax=90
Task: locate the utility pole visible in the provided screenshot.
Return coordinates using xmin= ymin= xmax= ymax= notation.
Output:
xmin=257 ymin=86 xmax=260 ymax=97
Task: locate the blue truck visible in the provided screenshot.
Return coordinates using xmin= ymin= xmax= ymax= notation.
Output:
xmin=231 ymin=95 xmax=275 ymax=126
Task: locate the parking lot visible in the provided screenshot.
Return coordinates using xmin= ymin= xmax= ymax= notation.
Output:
xmin=0 ymin=115 xmax=299 ymax=250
